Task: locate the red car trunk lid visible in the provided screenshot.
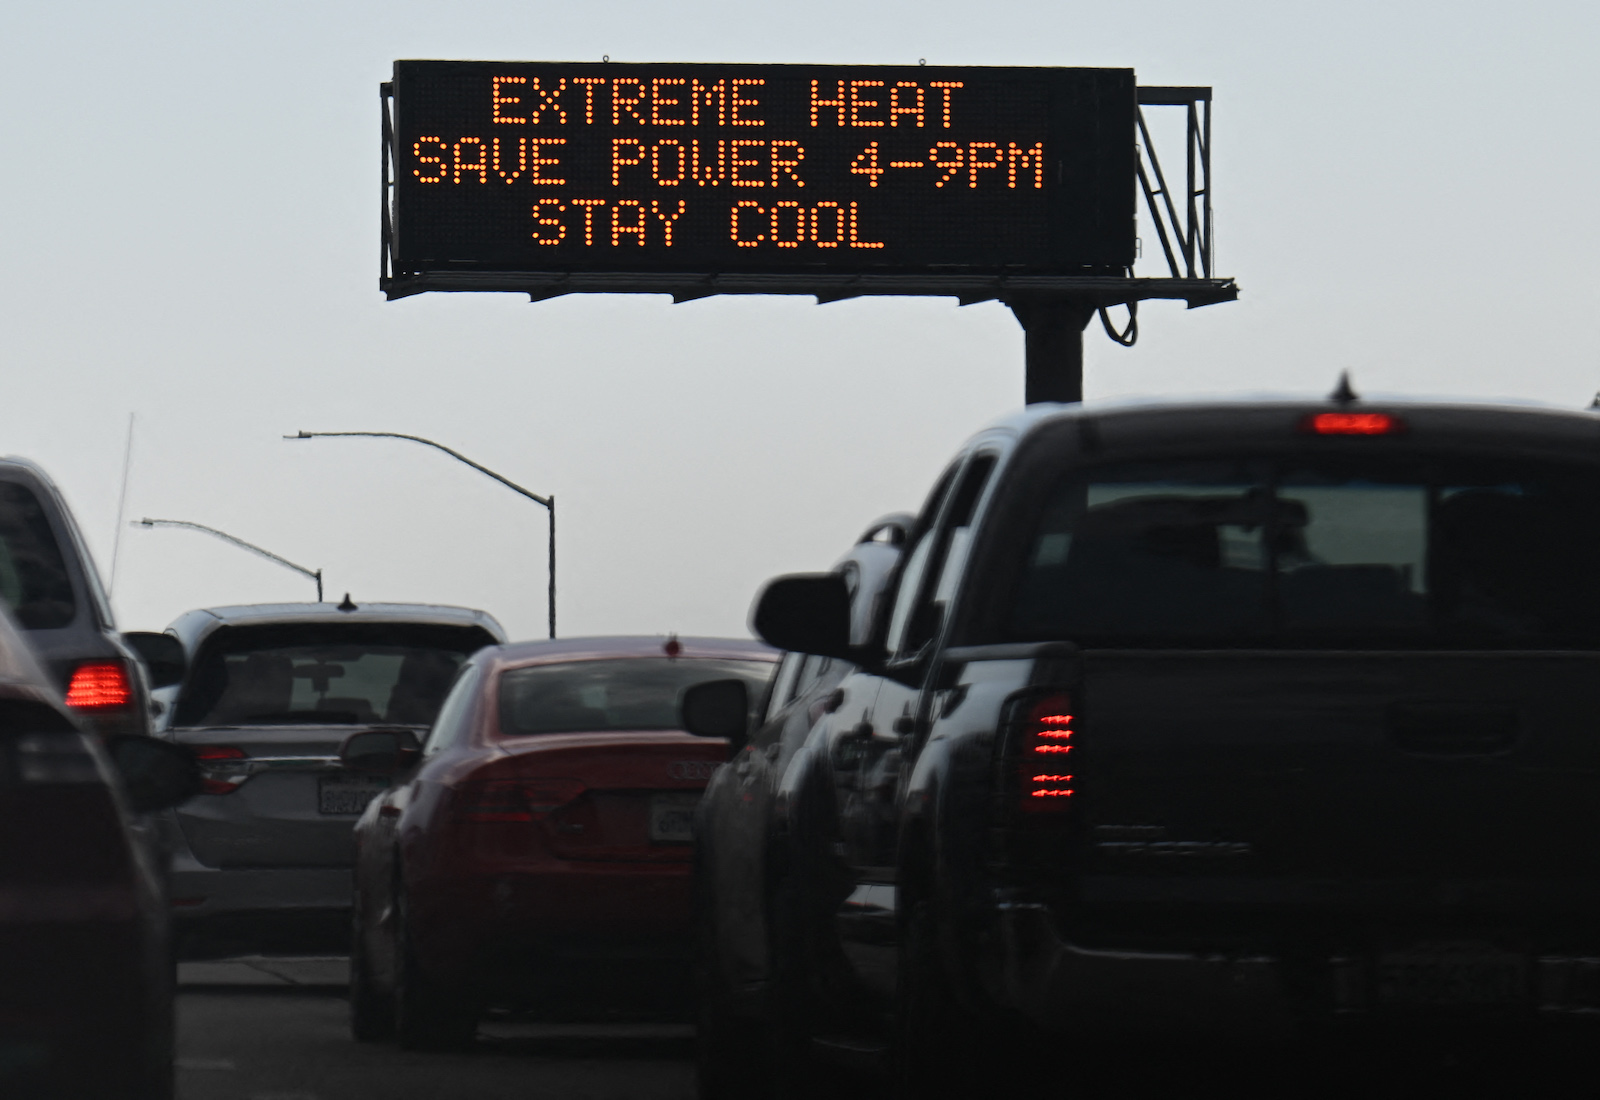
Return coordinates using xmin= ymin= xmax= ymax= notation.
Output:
xmin=472 ymin=732 xmax=725 ymax=862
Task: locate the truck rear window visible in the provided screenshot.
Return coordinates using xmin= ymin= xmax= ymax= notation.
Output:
xmin=1008 ymin=452 xmax=1600 ymax=647
xmin=0 ymin=482 xmax=74 ymax=630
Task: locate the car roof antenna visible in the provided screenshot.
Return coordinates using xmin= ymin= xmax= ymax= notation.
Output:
xmin=337 ymin=593 xmax=358 ymax=612
xmin=1330 ymin=371 xmax=1359 ymax=406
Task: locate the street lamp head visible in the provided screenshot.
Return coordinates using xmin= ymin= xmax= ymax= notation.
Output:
xmin=283 ymin=431 xmax=313 ymax=440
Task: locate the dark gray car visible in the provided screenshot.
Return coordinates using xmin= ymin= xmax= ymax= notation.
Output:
xmin=153 ymin=600 xmax=506 ymax=957
xmin=0 ymin=457 xmax=184 ymax=737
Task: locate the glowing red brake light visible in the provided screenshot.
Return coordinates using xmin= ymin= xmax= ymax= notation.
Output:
xmin=64 ymin=661 xmax=133 ymax=712
xmin=1018 ymin=694 xmax=1076 ymax=811
xmin=1300 ymin=411 xmax=1405 ymax=436
xmin=194 ymin=745 xmax=249 ymax=795
xmin=455 ymin=778 xmax=585 ymax=823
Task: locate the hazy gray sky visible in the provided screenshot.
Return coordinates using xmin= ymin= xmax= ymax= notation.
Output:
xmin=2 ymin=1 xmax=1596 ymax=641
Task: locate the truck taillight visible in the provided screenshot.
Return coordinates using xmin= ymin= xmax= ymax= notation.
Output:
xmin=64 ymin=660 xmax=133 ymax=712
xmin=194 ymin=745 xmax=249 ymax=795
xmin=1019 ymin=693 xmax=1075 ymax=811
xmin=454 ymin=778 xmax=585 ymax=822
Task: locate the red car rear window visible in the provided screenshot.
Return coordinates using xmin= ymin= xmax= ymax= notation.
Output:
xmin=498 ymin=657 xmax=772 ymax=736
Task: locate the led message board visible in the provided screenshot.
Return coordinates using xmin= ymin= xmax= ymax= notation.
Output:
xmin=389 ymin=61 xmax=1136 ymax=283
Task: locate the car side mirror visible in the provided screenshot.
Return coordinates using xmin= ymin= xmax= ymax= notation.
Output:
xmin=122 ymin=631 xmax=186 ymax=690
xmin=107 ymin=735 xmax=202 ymax=812
xmin=751 ymin=573 xmax=855 ymax=661
xmin=680 ymin=679 xmax=750 ymax=743
xmin=339 ymin=729 xmax=422 ymax=776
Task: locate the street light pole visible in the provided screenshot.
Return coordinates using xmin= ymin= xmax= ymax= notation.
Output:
xmin=135 ymin=518 xmax=323 ymax=602
xmin=286 ymin=430 xmax=556 ymax=639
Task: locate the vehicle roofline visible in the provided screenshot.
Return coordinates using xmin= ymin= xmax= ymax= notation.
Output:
xmin=163 ymin=603 xmax=508 ymax=649
xmin=482 ymin=635 xmax=778 ymax=666
xmin=960 ymin=395 xmax=1600 ymax=454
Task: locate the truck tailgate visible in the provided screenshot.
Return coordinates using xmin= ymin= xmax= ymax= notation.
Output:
xmin=1077 ymin=651 xmax=1600 ymax=911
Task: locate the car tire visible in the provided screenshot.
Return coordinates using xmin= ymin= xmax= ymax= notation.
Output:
xmin=126 ymin=930 xmax=177 ymax=1100
xmin=393 ymin=896 xmax=476 ymax=1051
xmin=349 ymin=893 xmax=395 ymax=1042
xmin=693 ymin=866 xmax=773 ymax=1100
xmin=894 ymin=898 xmax=1010 ymax=1100
xmin=766 ymin=875 xmax=826 ymax=1100
xmin=696 ymin=976 xmax=773 ymax=1100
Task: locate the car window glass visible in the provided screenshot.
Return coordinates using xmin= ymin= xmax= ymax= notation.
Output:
xmin=0 ymin=481 xmax=75 ymax=630
xmin=764 ymin=654 xmax=802 ymax=721
xmin=883 ymin=467 xmax=960 ymax=656
xmin=175 ymin=623 xmax=493 ymax=727
xmin=888 ymin=455 xmax=997 ymax=659
xmin=499 ymin=658 xmax=775 ymax=736
xmin=1008 ymin=451 xmax=1600 ymax=648
xmin=423 ymin=664 xmax=481 ymax=757
xmin=792 ymin=655 xmax=832 ymax=700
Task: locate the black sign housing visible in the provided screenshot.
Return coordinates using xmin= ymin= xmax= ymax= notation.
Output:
xmin=391 ymin=61 xmax=1137 ymax=281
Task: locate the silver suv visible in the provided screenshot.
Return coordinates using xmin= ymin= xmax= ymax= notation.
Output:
xmin=153 ymin=600 xmax=505 ymax=958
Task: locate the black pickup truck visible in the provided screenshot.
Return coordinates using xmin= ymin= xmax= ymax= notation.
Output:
xmin=688 ymin=397 xmax=1600 ymax=1096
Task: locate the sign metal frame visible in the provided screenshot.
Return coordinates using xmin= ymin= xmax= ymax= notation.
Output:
xmin=378 ymin=69 xmax=1238 ymax=402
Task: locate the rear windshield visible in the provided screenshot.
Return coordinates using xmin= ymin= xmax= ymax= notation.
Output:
xmin=498 ymin=657 xmax=774 ymax=736
xmin=0 ymin=481 xmax=74 ymax=630
xmin=1008 ymin=452 xmax=1600 ymax=648
xmin=175 ymin=623 xmax=496 ymax=727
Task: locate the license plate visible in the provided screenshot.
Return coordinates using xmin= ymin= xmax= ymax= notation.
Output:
xmin=318 ymin=775 xmax=389 ymax=815
xmin=1376 ymin=943 xmax=1528 ymax=1007
xmin=649 ymin=792 xmax=699 ymax=843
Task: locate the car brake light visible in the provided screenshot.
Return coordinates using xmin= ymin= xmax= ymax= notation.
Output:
xmin=194 ymin=745 xmax=250 ymax=795
xmin=454 ymin=778 xmax=586 ymax=823
xmin=1299 ymin=411 xmax=1405 ymax=436
xmin=64 ymin=661 xmax=133 ymax=711
xmin=1018 ymin=693 xmax=1075 ymax=812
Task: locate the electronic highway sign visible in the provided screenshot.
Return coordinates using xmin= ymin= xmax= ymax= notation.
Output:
xmin=386 ymin=61 xmax=1137 ymax=291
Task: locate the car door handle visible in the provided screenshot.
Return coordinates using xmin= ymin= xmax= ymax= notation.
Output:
xmin=379 ymin=805 xmax=401 ymax=818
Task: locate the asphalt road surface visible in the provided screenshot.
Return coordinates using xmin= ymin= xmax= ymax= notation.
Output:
xmin=174 ymin=958 xmax=1591 ymax=1100
xmin=176 ymin=958 xmax=696 ymax=1100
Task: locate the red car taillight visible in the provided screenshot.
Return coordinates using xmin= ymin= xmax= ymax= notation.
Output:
xmin=64 ymin=660 xmax=133 ymax=712
xmin=1018 ymin=693 xmax=1076 ymax=812
xmin=194 ymin=745 xmax=249 ymax=795
xmin=454 ymin=778 xmax=585 ymax=822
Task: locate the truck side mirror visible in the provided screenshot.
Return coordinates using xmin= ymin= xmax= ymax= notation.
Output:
xmin=339 ymin=729 xmax=422 ymax=776
xmin=750 ymin=573 xmax=855 ymax=661
xmin=122 ymin=631 xmax=187 ymax=690
xmin=680 ymin=679 xmax=750 ymax=741
xmin=107 ymin=735 xmax=202 ymax=812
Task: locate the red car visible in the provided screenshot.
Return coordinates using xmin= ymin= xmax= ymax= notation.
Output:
xmin=347 ymin=635 xmax=775 ymax=1047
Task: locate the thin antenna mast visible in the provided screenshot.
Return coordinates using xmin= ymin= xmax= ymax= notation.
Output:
xmin=109 ymin=413 xmax=136 ymax=598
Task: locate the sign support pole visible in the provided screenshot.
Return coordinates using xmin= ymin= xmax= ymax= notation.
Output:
xmin=1009 ymin=297 xmax=1096 ymax=405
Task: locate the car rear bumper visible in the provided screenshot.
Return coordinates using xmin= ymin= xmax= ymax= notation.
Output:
xmin=169 ymin=862 xmax=351 ymax=958
xmin=987 ymin=902 xmax=1294 ymax=1039
xmin=0 ymin=912 xmax=165 ymax=1094
xmin=418 ymin=861 xmax=692 ymax=939
xmin=414 ymin=863 xmax=694 ymax=1014
xmin=988 ymin=903 xmax=1600 ymax=1038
